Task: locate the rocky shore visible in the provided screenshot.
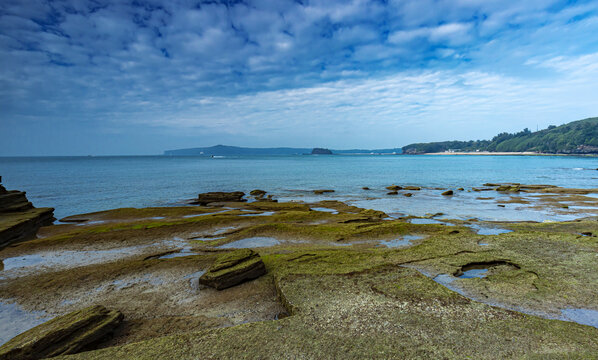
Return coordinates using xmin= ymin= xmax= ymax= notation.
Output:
xmin=0 ymin=184 xmax=597 ymax=358
xmin=0 ymin=178 xmax=55 ymax=250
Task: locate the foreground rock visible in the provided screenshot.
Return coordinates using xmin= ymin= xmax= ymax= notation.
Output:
xmin=0 ymin=305 xmax=123 ymax=360
xmin=199 ymin=249 xmax=266 ymax=290
xmin=0 ymin=180 xmax=54 ymax=250
xmin=191 ymin=191 xmax=245 ymax=205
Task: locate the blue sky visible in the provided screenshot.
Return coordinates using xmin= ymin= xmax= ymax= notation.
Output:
xmin=1 ymin=0 xmax=598 ymax=155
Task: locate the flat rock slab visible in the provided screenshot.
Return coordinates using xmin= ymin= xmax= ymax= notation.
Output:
xmin=199 ymin=249 xmax=266 ymax=290
xmin=192 ymin=192 xmax=246 ymax=205
xmin=0 ymin=305 xmax=123 ymax=360
xmin=0 ymin=207 xmax=55 ymax=250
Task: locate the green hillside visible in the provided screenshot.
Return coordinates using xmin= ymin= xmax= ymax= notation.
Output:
xmin=403 ymin=117 xmax=598 ymax=154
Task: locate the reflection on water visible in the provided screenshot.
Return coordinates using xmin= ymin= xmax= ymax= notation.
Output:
xmin=217 ymin=237 xmax=281 ymax=248
xmin=379 ymin=235 xmax=423 ymax=248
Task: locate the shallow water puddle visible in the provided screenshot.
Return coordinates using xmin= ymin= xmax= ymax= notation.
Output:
xmin=0 ymin=300 xmax=50 ymax=346
xmin=183 ymin=210 xmax=229 ymax=218
xmin=217 ymin=237 xmax=281 ymax=248
xmin=458 ymin=268 xmax=488 ymax=279
xmin=75 ymin=220 xmax=105 ymax=226
xmin=467 ymin=224 xmax=513 ymax=235
xmin=412 ymin=268 xmax=598 ymax=329
xmin=1 ymin=246 xmax=149 ymax=272
xmin=238 ymin=211 xmax=276 ymax=217
xmin=561 ymin=309 xmax=598 ymax=328
xmin=310 ymin=207 xmax=339 ymax=214
xmin=184 ymin=270 xmax=206 ymax=293
xmin=379 ymin=235 xmax=423 ymax=248
xmin=410 ymin=218 xmax=455 ymax=226
xmin=158 ymin=249 xmax=199 ymax=259
xmin=1 ymin=237 xmax=195 ymax=276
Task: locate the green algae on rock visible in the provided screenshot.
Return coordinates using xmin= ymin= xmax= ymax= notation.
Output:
xmin=57 ymin=266 xmax=598 ymax=360
xmin=0 ymin=305 xmax=122 ymax=360
xmin=191 ymin=192 xmax=246 ymax=205
xmin=199 ymin=249 xmax=267 ymax=290
xmin=313 ymin=189 xmax=335 ymax=195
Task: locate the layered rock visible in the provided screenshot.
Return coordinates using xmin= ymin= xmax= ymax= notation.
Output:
xmin=249 ymin=189 xmax=267 ymax=197
xmin=190 ymin=191 xmax=246 ymax=205
xmin=199 ymin=249 xmax=266 ymax=290
xmin=313 ymin=189 xmax=334 ymax=195
xmin=0 ymin=305 xmax=123 ymax=360
xmin=0 ymin=180 xmax=54 ymax=250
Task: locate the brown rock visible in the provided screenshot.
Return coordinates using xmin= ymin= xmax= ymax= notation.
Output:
xmin=191 ymin=192 xmax=246 ymax=205
xmin=0 ymin=183 xmax=55 ymax=250
xmin=199 ymin=249 xmax=266 ymax=290
xmin=385 ymin=185 xmax=402 ymax=191
xmin=403 ymin=186 xmax=421 ymax=191
xmin=0 ymin=305 xmax=123 ymax=360
xmin=441 ymin=190 xmax=454 ymax=196
xmin=403 ymin=193 xmax=413 ymax=197
xmin=313 ymin=189 xmax=334 ymax=195
xmin=387 ymin=191 xmax=398 ymax=195
xmin=249 ymin=189 xmax=267 ymax=197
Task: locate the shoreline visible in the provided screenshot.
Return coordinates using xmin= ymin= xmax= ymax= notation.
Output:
xmin=1 ymin=186 xmax=598 ymax=357
xmin=420 ymin=151 xmax=598 ymax=157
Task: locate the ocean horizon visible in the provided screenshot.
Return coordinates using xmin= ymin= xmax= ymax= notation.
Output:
xmin=1 ymin=154 xmax=596 ymax=221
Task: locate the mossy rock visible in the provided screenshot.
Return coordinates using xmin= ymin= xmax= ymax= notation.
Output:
xmin=385 ymin=185 xmax=402 ymax=191
xmin=0 ymin=305 xmax=123 ymax=360
xmin=387 ymin=191 xmax=398 ymax=195
xmin=403 ymin=193 xmax=413 ymax=197
xmin=313 ymin=189 xmax=334 ymax=195
xmin=442 ymin=190 xmax=454 ymax=196
xmin=192 ymin=192 xmax=245 ymax=205
xmin=249 ymin=189 xmax=267 ymax=196
xmin=496 ymin=185 xmax=520 ymax=192
xmin=403 ymin=186 xmax=421 ymax=191
xmin=199 ymin=249 xmax=266 ymax=290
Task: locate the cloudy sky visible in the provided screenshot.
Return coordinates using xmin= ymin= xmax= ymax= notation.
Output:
xmin=1 ymin=0 xmax=598 ymax=155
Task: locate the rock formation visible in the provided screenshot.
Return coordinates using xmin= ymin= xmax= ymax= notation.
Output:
xmin=199 ymin=249 xmax=267 ymax=290
xmin=190 ymin=191 xmax=246 ymax=205
xmin=0 ymin=178 xmax=55 ymax=250
xmin=0 ymin=305 xmax=123 ymax=360
xmin=249 ymin=189 xmax=267 ymax=197
xmin=313 ymin=189 xmax=334 ymax=195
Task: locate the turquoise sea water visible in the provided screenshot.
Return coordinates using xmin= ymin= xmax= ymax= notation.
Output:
xmin=0 ymin=155 xmax=596 ymax=221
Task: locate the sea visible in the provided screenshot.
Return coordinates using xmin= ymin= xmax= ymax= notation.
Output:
xmin=1 ymin=155 xmax=597 ymax=222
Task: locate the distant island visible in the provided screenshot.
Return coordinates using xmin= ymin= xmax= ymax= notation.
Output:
xmin=164 ymin=144 xmax=402 ymax=156
xmin=311 ymin=148 xmax=333 ymax=155
xmin=402 ymin=117 xmax=598 ymax=155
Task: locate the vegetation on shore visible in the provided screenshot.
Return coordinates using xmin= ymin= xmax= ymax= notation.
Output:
xmin=403 ymin=117 xmax=598 ymax=154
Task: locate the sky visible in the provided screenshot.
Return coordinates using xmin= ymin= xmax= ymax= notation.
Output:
xmin=1 ymin=0 xmax=598 ymax=155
